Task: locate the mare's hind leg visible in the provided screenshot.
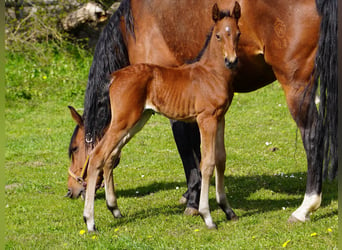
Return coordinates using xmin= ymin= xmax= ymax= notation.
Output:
xmin=215 ymin=118 xmax=238 ymax=221
xmin=281 ymin=84 xmax=322 ymax=222
xmin=170 ymin=120 xmax=201 ymax=215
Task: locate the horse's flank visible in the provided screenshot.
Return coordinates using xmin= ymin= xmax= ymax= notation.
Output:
xmin=110 ymin=62 xmax=233 ymax=123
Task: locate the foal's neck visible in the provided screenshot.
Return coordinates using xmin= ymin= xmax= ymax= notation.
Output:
xmin=197 ymin=35 xmax=231 ymax=81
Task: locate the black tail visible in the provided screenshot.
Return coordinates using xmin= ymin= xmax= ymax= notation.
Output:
xmin=312 ymin=0 xmax=338 ymax=180
xmin=83 ymin=0 xmax=134 ymax=145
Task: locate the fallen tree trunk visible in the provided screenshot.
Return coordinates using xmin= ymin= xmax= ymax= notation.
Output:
xmin=5 ymin=1 xmax=121 ymax=49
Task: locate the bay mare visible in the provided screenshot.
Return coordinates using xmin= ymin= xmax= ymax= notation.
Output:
xmin=81 ymin=3 xmax=241 ymax=231
xmin=67 ymin=0 xmax=337 ymax=225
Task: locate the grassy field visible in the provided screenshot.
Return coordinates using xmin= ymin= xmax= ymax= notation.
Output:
xmin=5 ymin=43 xmax=338 ymax=249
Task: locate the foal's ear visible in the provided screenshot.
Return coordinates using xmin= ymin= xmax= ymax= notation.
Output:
xmin=68 ymin=106 xmax=84 ymax=127
xmin=212 ymin=3 xmax=220 ymax=23
xmin=233 ymin=1 xmax=241 ymax=20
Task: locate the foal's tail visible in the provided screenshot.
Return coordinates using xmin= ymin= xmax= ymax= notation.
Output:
xmin=83 ymin=0 xmax=134 ymax=145
xmin=312 ymin=0 xmax=338 ymax=180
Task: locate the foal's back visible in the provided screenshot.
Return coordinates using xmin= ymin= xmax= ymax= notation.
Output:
xmin=110 ymin=60 xmax=233 ymax=123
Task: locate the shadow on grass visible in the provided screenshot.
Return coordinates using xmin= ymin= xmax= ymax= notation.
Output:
xmin=94 ymin=171 xmax=337 ymax=222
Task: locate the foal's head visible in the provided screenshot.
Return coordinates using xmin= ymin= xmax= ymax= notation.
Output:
xmin=211 ymin=1 xmax=241 ymax=69
xmin=66 ymin=106 xmax=103 ymax=198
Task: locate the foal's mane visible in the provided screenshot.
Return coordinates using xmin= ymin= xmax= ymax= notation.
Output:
xmin=187 ymin=10 xmax=234 ymax=64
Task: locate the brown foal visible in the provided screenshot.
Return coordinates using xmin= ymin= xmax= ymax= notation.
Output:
xmin=83 ymin=2 xmax=241 ymax=231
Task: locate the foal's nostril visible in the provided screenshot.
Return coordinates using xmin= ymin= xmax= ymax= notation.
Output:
xmin=225 ymin=57 xmax=238 ymax=69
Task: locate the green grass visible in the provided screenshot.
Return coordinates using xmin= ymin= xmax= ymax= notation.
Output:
xmin=5 ymin=43 xmax=338 ymax=249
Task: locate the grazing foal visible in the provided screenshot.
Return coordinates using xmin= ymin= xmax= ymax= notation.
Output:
xmin=83 ymin=2 xmax=241 ymax=231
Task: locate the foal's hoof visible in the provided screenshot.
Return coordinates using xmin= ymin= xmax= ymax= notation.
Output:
xmin=113 ymin=209 xmax=123 ymax=218
xmin=179 ymin=196 xmax=188 ymax=205
xmin=230 ymin=214 xmax=239 ymax=221
xmin=184 ymin=207 xmax=200 ymax=216
xmin=206 ymin=223 xmax=218 ymax=230
xmin=227 ymin=211 xmax=238 ymax=221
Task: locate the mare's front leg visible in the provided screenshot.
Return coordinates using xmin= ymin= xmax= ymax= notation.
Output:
xmin=197 ymin=114 xmax=218 ymax=229
xmin=170 ymin=120 xmax=201 ymax=215
xmin=215 ymin=118 xmax=238 ymax=221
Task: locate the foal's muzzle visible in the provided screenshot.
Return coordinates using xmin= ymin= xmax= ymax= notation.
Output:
xmin=225 ymin=57 xmax=238 ymax=69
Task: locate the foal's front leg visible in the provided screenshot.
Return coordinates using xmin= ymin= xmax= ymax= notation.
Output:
xmin=197 ymin=115 xmax=218 ymax=229
xmin=215 ymin=118 xmax=237 ymax=221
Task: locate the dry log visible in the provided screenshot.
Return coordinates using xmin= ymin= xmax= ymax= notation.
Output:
xmin=61 ymin=2 xmax=108 ymax=31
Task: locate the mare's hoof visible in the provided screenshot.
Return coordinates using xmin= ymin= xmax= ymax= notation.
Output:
xmin=184 ymin=207 xmax=199 ymax=216
xmin=288 ymin=215 xmax=300 ymax=224
xmin=88 ymin=228 xmax=99 ymax=234
xmin=179 ymin=196 xmax=188 ymax=205
xmin=288 ymin=215 xmax=308 ymax=224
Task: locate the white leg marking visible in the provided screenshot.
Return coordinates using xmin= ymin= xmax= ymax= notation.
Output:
xmin=290 ymin=193 xmax=322 ymax=222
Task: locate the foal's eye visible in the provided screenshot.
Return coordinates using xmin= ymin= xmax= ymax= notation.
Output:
xmin=71 ymin=147 xmax=78 ymax=153
xmin=216 ymin=34 xmax=221 ymax=40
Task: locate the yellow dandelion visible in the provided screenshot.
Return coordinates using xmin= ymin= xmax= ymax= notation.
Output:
xmin=252 ymin=236 xmax=256 ymax=239
xmin=194 ymin=229 xmax=200 ymax=232
xmin=327 ymin=228 xmax=333 ymax=233
xmin=92 ymin=235 xmax=98 ymax=240
xmin=310 ymin=232 xmax=318 ymax=237
xmin=79 ymin=229 xmax=86 ymax=236
xmin=43 ymin=76 xmax=47 ymax=80
xmin=114 ymin=228 xmax=119 ymax=232
xmin=282 ymin=240 xmax=291 ymax=248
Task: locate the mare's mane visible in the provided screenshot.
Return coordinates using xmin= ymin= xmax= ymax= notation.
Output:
xmin=82 ymin=0 xmax=134 ymax=147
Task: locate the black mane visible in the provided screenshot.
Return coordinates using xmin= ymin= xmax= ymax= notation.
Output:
xmin=82 ymin=0 xmax=134 ymax=147
xmin=186 ymin=27 xmax=214 ymax=64
xmin=186 ymin=10 xmax=233 ymax=64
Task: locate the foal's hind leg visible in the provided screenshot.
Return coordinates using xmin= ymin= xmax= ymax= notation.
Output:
xmin=103 ymin=152 xmax=122 ymax=219
xmin=103 ymin=111 xmax=153 ymax=219
xmin=215 ymin=118 xmax=237 ymax=221
xmin=83 ymin=110 xmax=152 ymax=232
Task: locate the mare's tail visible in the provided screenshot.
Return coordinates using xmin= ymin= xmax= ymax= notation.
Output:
xmin=312 ymin=0 xmax=338 ymax=180
xmin=83 ymin=0 xmax=134 ymax=145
